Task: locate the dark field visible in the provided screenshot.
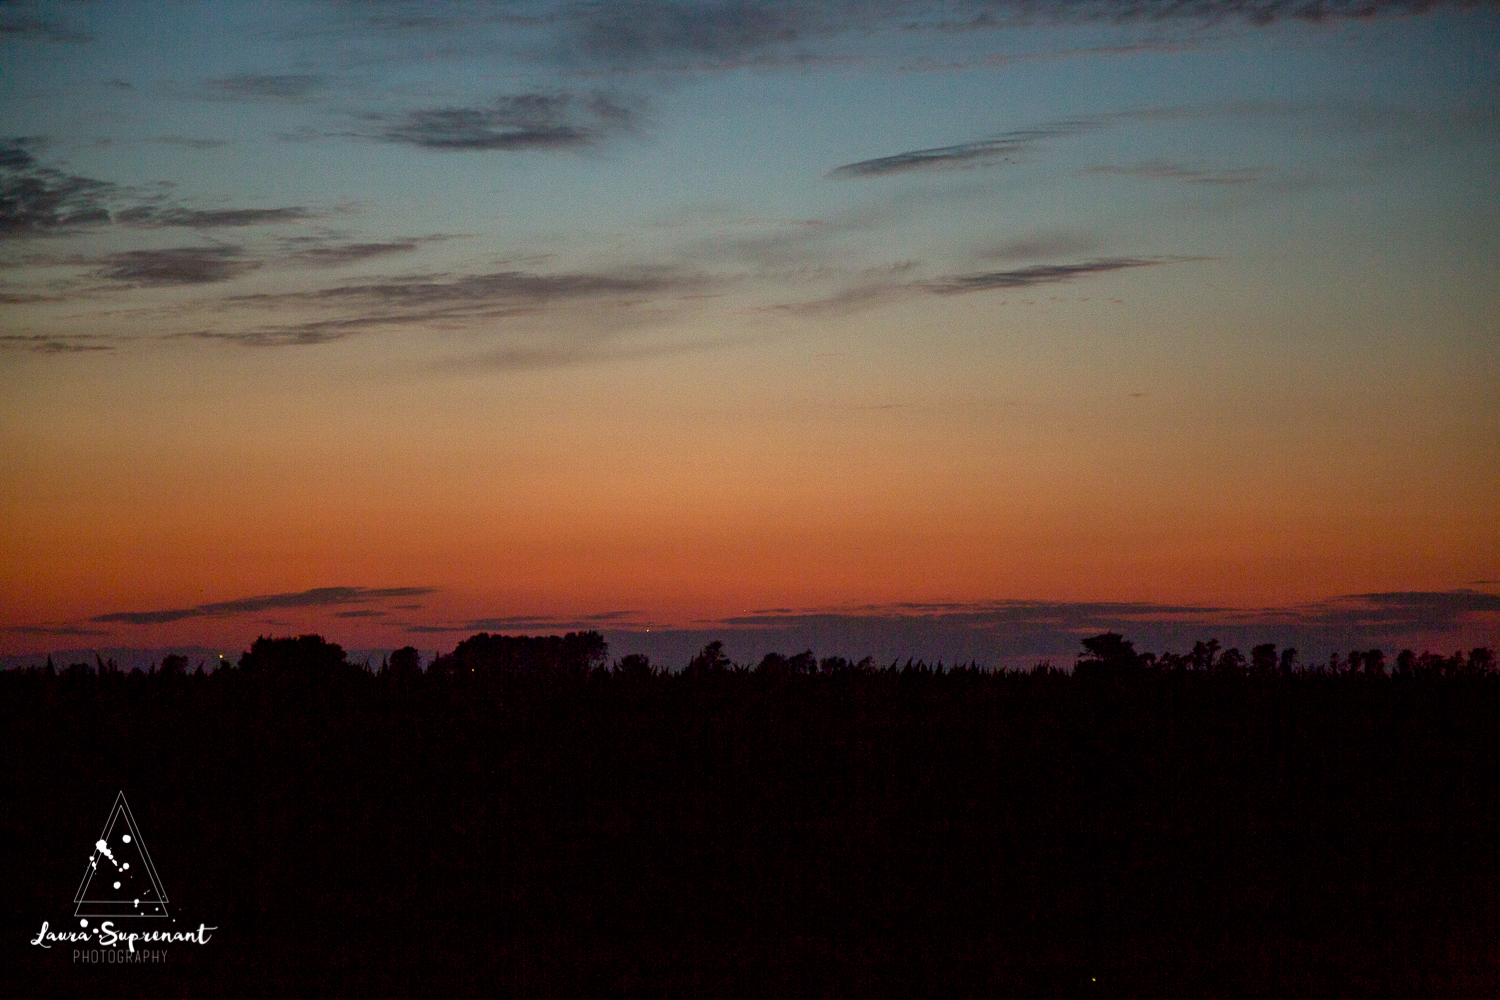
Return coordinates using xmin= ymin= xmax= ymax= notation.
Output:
xmin=6 ymin=639 xmax=1500 ymax=998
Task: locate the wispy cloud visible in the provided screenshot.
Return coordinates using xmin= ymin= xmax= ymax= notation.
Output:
xmin=604 ymin=588 xmax=1500 ymax=668
xmin=370 ymin=92 xmax=639 ymax=151
xmin=91 ymin=586 xmax=438 ymax=625
xmin=0 ymin=139 xmax=114 ymax=238
xmin=0 ymin=334 xmax=115 ymax=353
xmin=980 ymin=231 xmax=1096 ymax=261
xmin=563 ymin=0 xmax=821 ymax=68
xmin=206 ymin=73 xmax=328 ymax=101
xmin=546 ymin=0 xmax=1469 ymax=75
xmin=1085 ymin=161 xmax=1266 ymax=184
xmin=97 ymin=246 xmax=260 ymax=287
xmin=925 ymin=256 xmax=1189 ymax=293
xmin=145 ymin=136 xmax=227 ymax=150
xmin=191 ymin=265 xmax=710 ymax=346
xmin=280 ymin=235 xmax=453 ymax=267
xmin=828 ymin=119 xmax=1099 ymax=178
xmin=771 ymin=254 xmax=1198 ymax=314
xmin=0 ymin=12 xmax=91 ymax=44
xmin=116 ymin=206 xmax=317 ymax=228
xmin=407 ymin=610 xmax=638 ymax=634
xmin=4 ymin=624 xmax=112 ymax=637
xmin=1 ymin=142 xmax=321 ymax=243
xmin=890 ymin=0 xmax=1475 ymax=35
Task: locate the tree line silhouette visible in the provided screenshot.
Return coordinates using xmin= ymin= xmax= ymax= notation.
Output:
xmin=6 ymin=629 xmax=1498 ymax=998
xmin=22 ymin=629 xmax=1496 ymax=682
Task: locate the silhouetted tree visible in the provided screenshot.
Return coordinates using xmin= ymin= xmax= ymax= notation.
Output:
xmin=1213 ymin=647 xmax=1245 ymax=675
xmin=433 ymin=631 xmax=607 ymax=677
xmin=1278 ymin=647 xmax=1299 ymax=674
xmin=1251 ymin=643 xmax=1278 ymax=675
xmin=613 ymin=653 xmax=655 ymax=679
xmin=818 ymin=655 xmax=875 ymax=675
xmin=159 ymin=653 xmax=189 ymax=677
xmin=1189 ymin=639 xmax=1221 ymax=672
xmin=685 ymin=640 xmax=731 ymax=677
xmin=1157 ymin=651 xmax=1189 ymax=672
xmin=387 ymin=646 xmax=422 ymax=678
xmin=239 ymin=634 xmax=354 ymax=682
xmin=1075 ymin=633 xmax=1145 ymax=678
xmin=757 ymin=649 xmax=816 ymax=676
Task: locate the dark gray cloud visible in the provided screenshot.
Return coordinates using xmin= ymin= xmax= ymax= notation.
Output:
xmin=0 ymin=139 xmax=114 ymax=238
xmin=372 ymin=92 xmax=638 ymax=151
xmin=407 ymin=611 xmax=636 ymax=634
xmin=466 ymin=611 xmax=635 ymax=629
xmin=601 ymin=589 xmax=1500 ymax=670
xmin=145 ymin=136 xmax=226 ymax=150
xmin=4 ymin=624 xmax=112 ymax=637
xmin=186 ymin=316 xmax=399 ymax=348
xmin=97 ymin=246 xmax=260 ymax=286
xmin=565 ymin=0 xmax=820 ymax=67
xmin=981 ymin=231 xmax=1095 ymax=261
xmin=1 ymin=142 xmax=319 ymax=247
xmin=116 ymin=206 xmax=317 ymax=228
xmin=1299 ymin=590 xmax=1500 ymax=633
xmin=828 ymin=119 xmax=1099 ymax=178
xmin=193 ymin=265 xmax=707 ymax=346
xmin=334 ymin=610 xmax=388 ymax=618
xmin=0 ymin=12 xmax=91 ymax=44
xmin=1085 ymin=161 xmax=1266 ymax=184
xmin=773 ymin=255 xmax=1192 ymax=314
xmin=0 ymin=334 xmax=114 ymax=353
xmin=206 ymin=73 xmax=328 ymax=100
xmin=91 ymin=586 xmax=438 ymax=625
xmin=560 ymin=0 xmax=1488 ymax=72
xmin=925 ymin=256 xmax=1180 ymax=293
xmin=281 ymin=236 xmax=444 ymax=267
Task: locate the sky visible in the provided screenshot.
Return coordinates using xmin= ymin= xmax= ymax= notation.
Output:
xmin=2 ymin=0 xmax=1497 ymax=669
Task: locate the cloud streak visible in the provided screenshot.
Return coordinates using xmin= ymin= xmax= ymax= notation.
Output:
xmin=191 ymin=265 xmax=710 ymax=346
xmin=0 ymin=140 xmax=114 ymax=238
xmin=772 ymin=254 xmax=1199 ymax=314
xmin=281 ymin=236 xmax=447 ymax=267
xmin=925 ymin=256 xmax=1187 ymax=293
xmin=0 ymin=333 xmax=115 ymax=353
xmin=97 ymin=246 xmax=260 ymax=287
xmin=206 ymin=73 xmax=328 ymax=100
xmin=371 ymin=92 xmax=638 ymax=151
xmin=407 ymin=611 xmax=638 ymax=634
xmin=548 ymin=0 xmax=1479 ymax=74
xmin=1 ymin=142 xmax=322 ymax=245
xmin=116 ymin=206 xmax=318 ymax=228
xmin=603 ymin=589 xmax=1500 ymax=668
xmin=92 ymin=586 xmax=439 ymax=625
xmin=0 ymin=12 xmax=91 ymax=44
xmin=4 ymin=624 xmax=112 ymax=637
xmin=1085 ymin=161 xmax=1267 ymax=184
xmin=828 ymin=119 xmax=1099 ymax=178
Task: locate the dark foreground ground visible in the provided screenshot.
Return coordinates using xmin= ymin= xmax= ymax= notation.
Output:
xmin=5 ymin=663 xmax=1499 ymax=998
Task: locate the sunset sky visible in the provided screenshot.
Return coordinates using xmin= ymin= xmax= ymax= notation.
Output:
xmin=2 ymin=0 xmax=1496 ymax=667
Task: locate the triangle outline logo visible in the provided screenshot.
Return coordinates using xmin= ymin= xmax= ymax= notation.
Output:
xmin=73 ymin=792 xmax=171 ymax=919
